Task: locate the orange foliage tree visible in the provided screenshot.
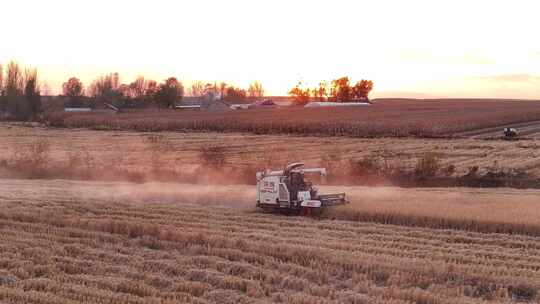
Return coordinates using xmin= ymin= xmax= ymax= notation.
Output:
xmin=311 ymin=81 xmax=328 ymax=101
xmin=288 ymin=82 xmax=310 ymax=106
xmin=330 ymin=77 xmax=351 ymax=102
xmin=351 ymin=79 xmax=374 ymax=101
xmin=289 ymin=77 xmax=373 ymax=105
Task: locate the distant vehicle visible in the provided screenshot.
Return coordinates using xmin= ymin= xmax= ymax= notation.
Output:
xmin=248 ymin=99 xmax=277 ymax=109
xmin=504 ymin=128 xmax=518 ymax=139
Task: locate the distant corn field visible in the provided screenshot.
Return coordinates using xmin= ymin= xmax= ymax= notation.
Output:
xmin=45 ymin=99 xmax=540 ymax=138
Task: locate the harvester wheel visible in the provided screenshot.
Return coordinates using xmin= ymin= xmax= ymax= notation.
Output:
xmin=311 ymin=208 xmax=323 ymax=217
xmin=300 ymin=207 xmax=322 ymax=216
xmin=300 ymin=207 xmax=310 ymax=216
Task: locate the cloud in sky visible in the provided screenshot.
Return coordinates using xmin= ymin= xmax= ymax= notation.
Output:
xmin=480 ymin=74 xmax=540 ymax=83
xmin=395 ymin=50 xmax=493 ymax=66
xmin=404 ymin=74 xmax=540 ymax=100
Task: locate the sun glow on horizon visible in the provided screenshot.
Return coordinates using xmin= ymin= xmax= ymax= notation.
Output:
xmin=1 ymin=0 xmax=540 ymax=98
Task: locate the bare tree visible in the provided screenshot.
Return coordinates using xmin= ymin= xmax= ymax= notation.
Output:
xmin=88 ymin=73 xmax=122 ymax=102
xmin=219 ymin=82 xmax=227 ymax=100
xmin=248 ymin=81 xmax=264 ymax=98
xmin=24 ymin=68 xmax=41 ymax=119
xmin=1 ymin=61 xmax=41 ymax=120
xmin=0 ymin=63 xmax=4 ymax=112
xmin=120 ymin=77 xmax=158 ymax=108
xmin=41 ymin=82 xmax=51 ymax=96
xmin=112 ymin=72 xmax=120 ymax=91
xmin=203 ymin=83 xmax=218 ymax=101
xmin=117 ymin=84 xmax=131 ymax=100
xmin=0 ymin=63 xmax=3 ymax=95
xmin=5 ymin=61 xmax=24 ymax=119
xmin=5 ymin=61 xmax=23 ymax=97
xmin=190 ymin=81 xmax=204 ymax=97
xmin=145 ymin=80 xmax=158 ymax=102
xmin=128 ymin=76 xmax=148 ymax=99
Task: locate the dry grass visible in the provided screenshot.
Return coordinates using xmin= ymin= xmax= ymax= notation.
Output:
xmin=323 ymin=186 xmax=540 ymax=235
xmin=44 ymin=99 xmax=540 ymax=137
xmin=0 ymin=179 xmax=539 ymax=303
xmin=2 ymin=123 xmax=540 ymax=180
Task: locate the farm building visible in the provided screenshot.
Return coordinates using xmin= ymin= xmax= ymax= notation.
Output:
xmin=206 ymin=100 xmax=234 ymax=111
xmin=221 ymin=98 xmax=250 ymax=110
xmin=230 ymin=103 xmax=249 ymax=110
xmin=175 ymin=97 xmax=238 ymax=111
xmin=228 ymin=99 xmax=279 ymax=110
xmin=304 ymin=102 xmax=371 ymax=108
xmin=174 ymin=105 xmax=201 ymax=110
xmin=177 ymin=98 xmax=281 ymax=111
xmin=64 ymin=107 xmax=93 ymax=112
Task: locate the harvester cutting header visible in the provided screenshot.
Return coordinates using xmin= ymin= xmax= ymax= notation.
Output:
xmin=256 ymin=163 xmax=348 ymax=215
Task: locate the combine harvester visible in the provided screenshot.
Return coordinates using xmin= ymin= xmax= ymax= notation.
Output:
xmin=256 ymin=163 xmax=348 ymax=215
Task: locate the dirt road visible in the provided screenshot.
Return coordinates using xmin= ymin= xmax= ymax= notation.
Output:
xmin=455 ymin=119 xmax=540 ymax=139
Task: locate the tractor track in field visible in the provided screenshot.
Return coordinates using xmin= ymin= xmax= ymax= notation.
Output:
xmin=453 ymin=119 xmax=540 ymax=138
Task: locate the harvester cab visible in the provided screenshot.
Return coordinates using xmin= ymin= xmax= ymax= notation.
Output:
xmin=256 ymin=163 xmax=348 ymax=215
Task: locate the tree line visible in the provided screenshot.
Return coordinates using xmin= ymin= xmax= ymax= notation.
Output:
xmin=0 ymin=60 xmax=374 ymax=121
xmin=0 ymin=60 xmax=263 ymax=119
xmin=0 ymin=61 xmax=41 ymax=120
xmin=63 ymin=75 xmax=265 ymax=109
xmin=289 ymin=77 xmax=374 ymax=106
xmin=63 ymin=74 xmax=185 ymax=109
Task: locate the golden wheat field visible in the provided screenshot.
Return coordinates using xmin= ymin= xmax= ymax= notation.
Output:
xmin=1 ymin=179 xmax=540 ymax=304
xmin=1 ymin=123 xmax=540 ymax=178
xmin=2 ymin=123 xmax=540 ymax=303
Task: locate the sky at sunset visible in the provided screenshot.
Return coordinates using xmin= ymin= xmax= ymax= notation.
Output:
xmin=1 ymin=0 xmax=539 ymax=98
